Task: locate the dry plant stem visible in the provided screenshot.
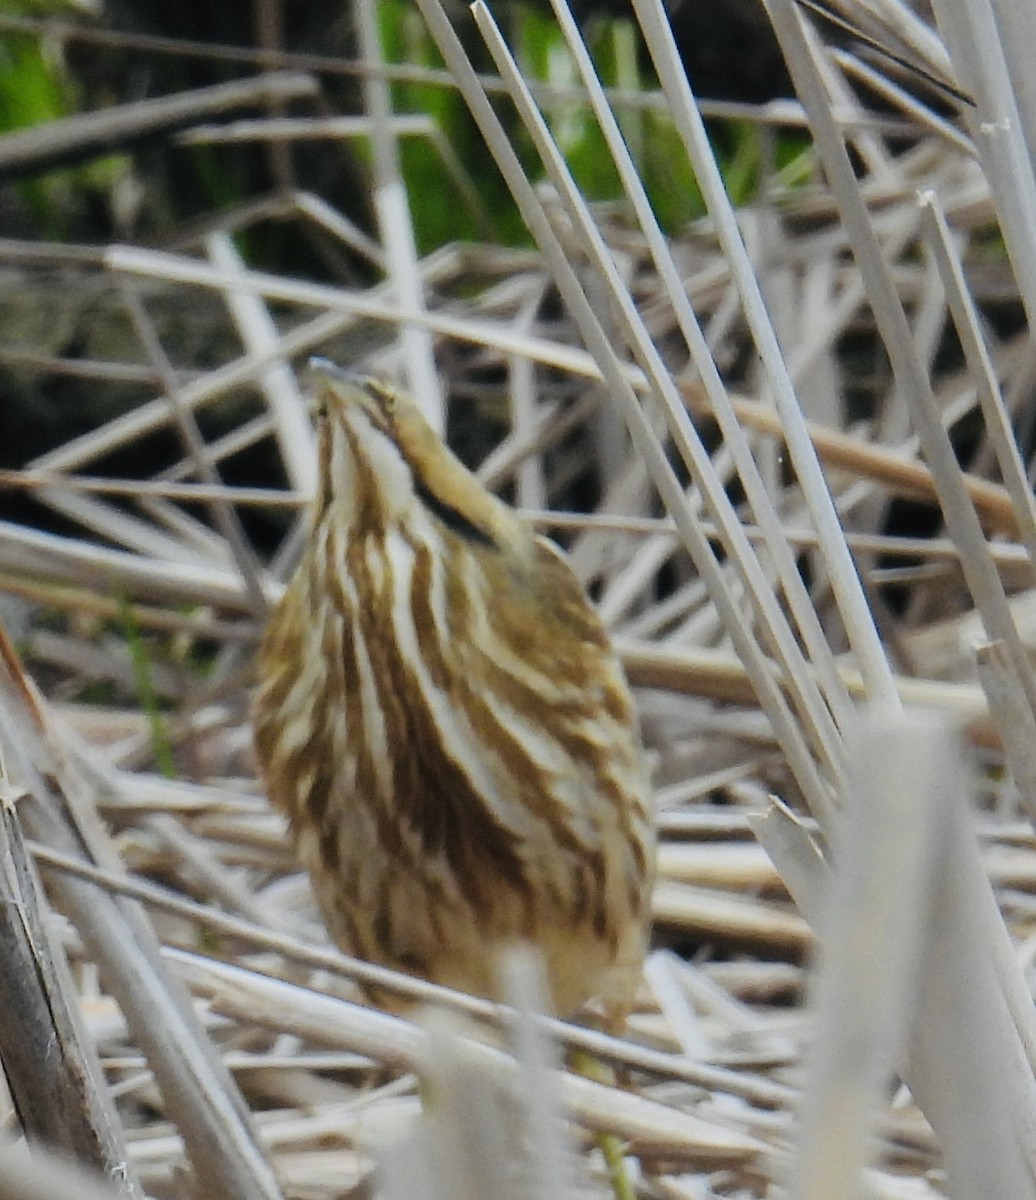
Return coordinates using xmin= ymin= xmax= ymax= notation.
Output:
xmin=117 ymin=277 xmax=269 ymax=613
xmin=766 ymin=0 xmax=1036 ymax=725
xmin=353 ymin=0 xmax=443 ymax=427
xmin=644 ymin=951 xmax=709 ymax=1059
xmin=497 ymin=950 xmax=579 ymax=1200
xmin=0 ymin=506 xmax=1021 ymax=643
xmin=30 ymin=373 xmax=995 ymax=530
xmin=292 ymin=190 xmax=386 ymax=267
xmin=929 ymin=0 xmax=1036 ymax=334
xmin=29 ymin=842 xmax=796 ymax=1112
xmin=0 ymin=519 xmax=267 ymax=611
xmin=142 ymin=810 xmax=285 ymax=931
xmin=975 ymin=640 xmax=1036 ymax=821
xmin=0 ymin=470 xmax=297 ymax=508
xmin=402 ymin=954 xmax=582 ymax=1200
xmin=102 ymin=245 xmax=648 ymax=380
xmin=887 ymin=271 xmax=1036 ymax=722
xmin=0 ymin=629 xmax=284 ymax=1200
xmin=0 ymin=1141 xmax=139 ymax=1200
xmin=0 ymin=72 xmax=318 ymax=178
xmin=786 ymin=708 xmax=944 ymax=1200
xmin=546 ymin=0 xmax=854 ymax=738
xmin=773 ymin=0 xmax=1036 ymax=1063
xmin=909 ymin=780 xmax=1036 ymax=1195
xmin=35 ymin=279 xmax=368 ymax=471
xmin=506 ymin=290 xmax=549 ymax=511
xmin=615 ymin=639 xmax=991 ymax=738
xmin=99 ymin=245 xmax=1020 ymax=530
xmin=630 ymin=0 xmax=898 ymax=712
xmin=711 ymin=382 xmax=1018 ymax=536
xmin=918 ymin=195 xmax=1036 ymax=573
xmin=0 ymin=9 xmax=939 ymax=135
xmin=413 ymin=1016 xmax=525 ymax=1200
xmin=16 ymin=794 xmax=285 ymax=1200
xmin=0 ymin=576 xmax=249 ymax=642
xmin=472 ymin=2 xmax=845 ymax=790
xmin=979 ymin=0 xmax=1036 ymax=168
xmin=820 ymin=0 xmax=956 ymax=82
xmin=651 ymin=879 xmax=811 ymax=951
xmin=29 ymin=468 xmax=217 ymax=570
xmin=207 ymin=232 xmax=316 ymax=494
xmin=0 ymin=493 xmax=1023 ymax=623
xmin=430 ymin=0 xmax=834 ymax=823
xmin=251 ymin=0 xmax=293 ymax=191
xmin=168 ymin=947 xmax=766 ymax=1164
xmin=0 ymin=790 xmax=139 ymax=1195
xmin=830 ymin=49 xmax=974 ymax=154
xmin=754 ymin=756 xmax=1036 ymax=1195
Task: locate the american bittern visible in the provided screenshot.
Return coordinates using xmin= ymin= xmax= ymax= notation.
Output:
xmin=253 ymin=362 xmax=655 ymax=1018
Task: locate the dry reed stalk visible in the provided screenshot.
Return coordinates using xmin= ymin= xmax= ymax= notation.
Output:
xmin=167 ymin=945 xmax=766 ymax=1164
xmin=0 ymin=73 xmax=318 ymax=178
xmin=0 ymin=628 xmax=283 ymax=1200
xmin=0 ymin=771 xmax=138 ymax=1194
xmin=0 ymin=0 xmax=1034 ymax=1195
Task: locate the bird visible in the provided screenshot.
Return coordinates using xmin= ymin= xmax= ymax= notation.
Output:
xmin=252 ymin=361 xmax=655 ymax=1019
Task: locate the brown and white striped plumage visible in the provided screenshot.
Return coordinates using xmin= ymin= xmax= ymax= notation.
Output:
xmin=252 ymin=364 xmax=654 ymax=1017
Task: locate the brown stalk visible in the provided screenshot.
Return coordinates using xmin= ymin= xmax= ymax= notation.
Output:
xmin=0 ymin=780 xmax=138 ymax=1194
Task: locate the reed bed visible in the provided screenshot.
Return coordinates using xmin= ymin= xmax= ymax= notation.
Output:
xmin=0 ymin=0 xmax=1034 ymax=1196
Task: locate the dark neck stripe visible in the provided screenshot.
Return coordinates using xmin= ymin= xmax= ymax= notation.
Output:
xmin=413 ymin=478 xmax=497 ymax=549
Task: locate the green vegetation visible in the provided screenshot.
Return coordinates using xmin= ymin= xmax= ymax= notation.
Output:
xmin=0 ymin=3 xmax=810 ymax=249
xmin=0 ymin=15 xmax=128 ymax=236
xmin=118 ymin=596 xmax=177 ymax=779
xmin=374 ymin=3 xmax=807 ymax=249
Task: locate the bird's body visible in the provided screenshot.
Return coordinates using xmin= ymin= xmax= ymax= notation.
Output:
xmin=253 ymin=365 xmax=654 ymax=1017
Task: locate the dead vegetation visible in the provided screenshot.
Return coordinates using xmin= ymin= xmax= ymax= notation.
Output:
xmin=0 ymin=0 xmax=1035 ymax=1197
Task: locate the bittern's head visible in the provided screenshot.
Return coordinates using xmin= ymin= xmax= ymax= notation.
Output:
xmin=307 ymin=359 xmax=510 ymax=551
